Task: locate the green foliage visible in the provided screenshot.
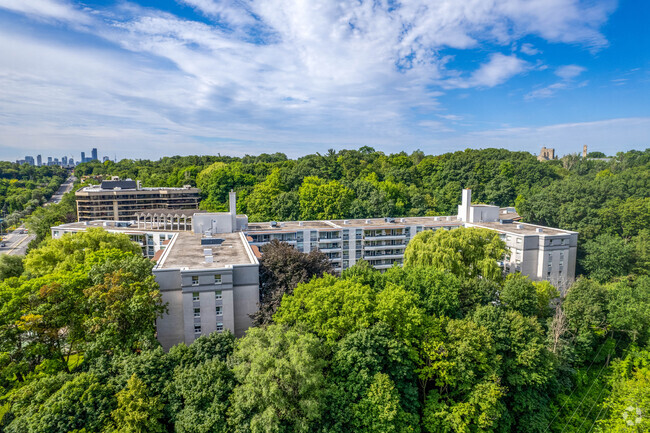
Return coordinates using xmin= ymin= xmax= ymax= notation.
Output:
xmin=109 ymin=374 xmax=165 ymax=433
xmin=500 ymin=274 xmax=539 ymax=317
xmin=23 ymin=227 xmax=141 ymax=277
xmin=404 ymin=228 xmax=506 ymax=281
xmin=228 ymin=325 xmax=328 ymax=433
xmin=582 ymin=234 xmax=633 ymax=283
xmin=274 ymin=274 xmax=376 ymax=343
xmin=0 ymin=255 xmax=23 ymax=281
xmin=352 ymin=373 xmax=416 ymax=433
xmin=298 ymin=176 xmax=354 ymax=220
xmin=254 ymin=239 xmax=332 ymax=326
xmin=167 ymin=358 xmax=235 ymax=433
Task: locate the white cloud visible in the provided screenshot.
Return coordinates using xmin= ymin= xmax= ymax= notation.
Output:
xmin=520 ymin=43 xmax=540 ymax=55
xmin=0 ymin=0 xmax=90 ymax=24
xmin=0 ymin=0 xmax=622 ymax=159
xmin=444 ymin=53 xmax=529 ymax=89
xmin=555 ymin=64 xmax=586 ymax=80
xmin=525 ymin=64 xmax=587 ymax=99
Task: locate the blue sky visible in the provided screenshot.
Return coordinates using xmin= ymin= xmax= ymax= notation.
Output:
xmin=0 ymin=0 xmax=648 ymax=161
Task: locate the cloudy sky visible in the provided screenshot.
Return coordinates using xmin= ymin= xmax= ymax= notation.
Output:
xmin=0 ymin=0 xmax=648 ymax=161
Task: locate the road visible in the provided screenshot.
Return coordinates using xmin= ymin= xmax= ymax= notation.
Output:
xmin=47 ymin=175 xmax=76 ymax=205
xmin=0 ymin=225 xmax=35 ymax=256
xmin=0 ymin=175 xmax=75 ymax=256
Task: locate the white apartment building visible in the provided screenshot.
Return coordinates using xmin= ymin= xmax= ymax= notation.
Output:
xmin=51 ymin=187 xmax=578 ymax=349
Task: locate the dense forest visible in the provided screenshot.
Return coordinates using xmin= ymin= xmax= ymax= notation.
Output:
xmin=0 ymin=147 xmax=647 ymax=432
xmin=0 ymin=163 xmax=67 ymax=229
xmin=75 ymin=147 xmax=649 ymax=279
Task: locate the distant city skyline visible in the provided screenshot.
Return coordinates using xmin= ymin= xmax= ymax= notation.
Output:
xmin=13 ymin=147 xmax=113 ymax=166
xmin=0 ymin=0 xmax=648 ymax=160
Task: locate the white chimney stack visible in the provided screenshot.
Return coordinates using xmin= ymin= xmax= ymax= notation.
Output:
xmin=229 ymin=190 xmax=237 ymax=232
xmin=459 ymin=188 xmax=472 ymax=222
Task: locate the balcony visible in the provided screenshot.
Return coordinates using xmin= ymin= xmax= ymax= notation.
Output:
xmin=363 ymin=253 xmax=404 ymax=260
xmin=363 ymin=234 xmax=406 ymax=241
xmin=363 ymin=243 xmax=406 ymax=251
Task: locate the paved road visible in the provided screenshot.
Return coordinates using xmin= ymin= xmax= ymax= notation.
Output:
xmin=47 ymin=175 xmax=76 ymax=205
xmin=0 ymin=225 xmax=35 ymax=256
xmin=0 ymin=175 xmax=75 ymax=256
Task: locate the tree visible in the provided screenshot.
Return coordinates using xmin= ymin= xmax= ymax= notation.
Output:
xmin=403 ymin=228 xmax=506 ymax=281
xmin=109 ymin=374 xmax=165 ymax=433
xmin=228 ymin=325 xmax=328 ymax=433
xmin=274 ymin=274 xmax=376 ymax=343
xmin=167 ymin=359 xmax=235 ymax=433
xmin=499 ymin=274 xmax=538 ymax=317
xmin=298 ymin=176 xmax=354 ymax=220
xmin=562 ymin=278 xmax=609 ymax=364
xmin=598 ymin=350 xmax=650 ymax=432
xmin=5 ymin=372 xmax=115 ymax=433
xmin=0 ymin=254 xmax=23 ymax=281
xmin=384 ymin=266 xmax=462 ymax=318
xmin=352 ymin=373 xmax=416 ymax=433
xmin=418 ymin=317 xmax=506 ymax=433
xmin=83 ymin=266 xmax=165 ymax=359
xmin=23 ymin=228 xmax=141 ymax=277
xmin=582 ymin=234 xmax=633 ymax=283
xmin=253 ymin=240 xmax=332 ymax=327
xmin=247 ymin=168 xmax=284 ymax=221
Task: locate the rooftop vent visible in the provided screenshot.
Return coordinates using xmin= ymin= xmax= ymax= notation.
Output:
xmin=517 ymin=224 xmax=523 ymax=229
xmin=536 ymin=228 xmax=543 ymax=233
xmin=270 ymin=221 xmax=277 ymax=228
xmin=298 ymin=221 xmax=303 ymax=226
xmin=343 ymin=220 xmax=349 ymax=224
xmin=204 ymin=255 xmax=214 ymax=264
xmin=400 ymin=218 xmax=405 ymax=223
xmin=203 ymin=248 xmax=212 ymax=255
xmin=446 ymin=216 xmax=451 ymax=221
xmin=201 ymin=238 xmax=224 ymax=246
xmin=365 ymin=219 xmax=371 ymax=224
xmin=433 ymin=217 xmax=439 ymax=221
xmin=385 ymin=217 xmax=395 ymax=223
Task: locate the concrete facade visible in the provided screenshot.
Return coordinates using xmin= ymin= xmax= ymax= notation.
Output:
xmin=75 ymin=178 xmax=200 ymax=221
xmin=52 ymin=187 xmax=578 ymax=349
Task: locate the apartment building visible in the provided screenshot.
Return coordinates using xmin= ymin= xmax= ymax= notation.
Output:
xmin=52 ymin=195 xmax=258 ymax=350
xmin=246 ymin=189 xmax=577 ymax=289
xmin=52 ymin=187 xmax=578 ymax=348
xmin=75 ymin=177 xmax=200 ymax=221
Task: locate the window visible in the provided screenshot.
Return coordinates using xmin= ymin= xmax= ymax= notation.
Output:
xmin=192 ymin=276 xmax=199 ymax=286
xmin=216 ymin=306 xmax=223 ymax=316
xmin=193 ymin=307 xmax=201 ymax=317
xmin=214 ymin=274 xmax=222 ymax=284
xmin=194 ymin=324 xmax=201 ymax=335
xmin=215 ymin=290 xmax=222 ymax=300
xmin=216 ymin=322 xmax=223 ymax=332
xmin=192 ymin=292 xmax=199 ymax=301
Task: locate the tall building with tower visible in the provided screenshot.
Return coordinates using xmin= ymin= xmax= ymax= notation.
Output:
xmin=36 ymin=155 xmax=42 ymax=166
xmin=91 ymin=148 xmax=98 ymax=161
xmin=80 ymin=152 xmax=85 ymax=163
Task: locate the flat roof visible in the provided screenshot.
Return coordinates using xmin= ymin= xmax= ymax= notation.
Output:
xmin=77 ymin=185 xmax=199 ymax=193
xmin=247 ymin=215 xmax=462 ymax=232
xmin=158 ymin=232 xmax=254 ymax=269
xmin=469 ymin=221 xmax=577 ymax=236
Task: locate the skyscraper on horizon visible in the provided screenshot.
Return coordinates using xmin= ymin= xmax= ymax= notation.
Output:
xmin=36 ymin=154 xmax=42 ymax=166
xmin=91 ymin=148 xmax=98 ymax=161
xmin=81 ymin=152 xmax=85 ymax=163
